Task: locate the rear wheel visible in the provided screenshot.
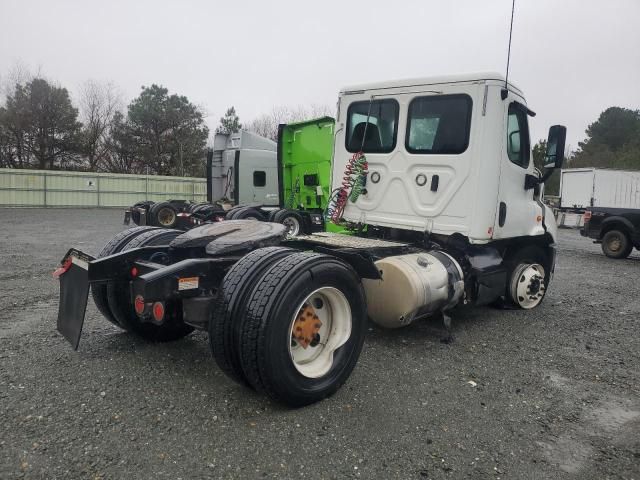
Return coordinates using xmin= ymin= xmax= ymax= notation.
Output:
xmin=149 ymin=202 xmax=178 ymax=228
xmin=267 ymin=209 xmax=281 ymax=222
xmin=91 ymin=226 xmax=159 ymax=327
xmin=601 ymin=230 xmax=632 ymax=259
xmin=131 ymin=201 xmax=154 ymax=225
xmin=225 ymin=206 xmax=245 ymax=220
xmin=209 ymin=246 xmax=295 ymax=385
xmin=233 ymin=207 xmax=265 ymax=220
xmin=274 ymin=209 xmax=306 ymax=236
xmin=106 ymin=228 xmax=194 ymax=341
xmin=238 ymin=252 xmax=367 ymax=407
xmin=504 ymin=246 xmax=548 ymax=309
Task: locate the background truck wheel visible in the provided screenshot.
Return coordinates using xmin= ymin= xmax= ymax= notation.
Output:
xmin=149 ymin=202 xmax=178 ymax=228
xmin=238 ymin=252 xmax=367 ymax=407
xmin=106 ymin=228 xmax=194 ymax=341
xmin=273 ymin=209 xmax=306 ymax=236
xmin=504 ymin=246 xmax=548 ymax=309
xmin=224 ymin=206 xmax=245 ymax=220
xmin=91 ymin=226 xmax=159 ymax=327
xmin=131 ymin=201 xmax=154 ymax=224
xmin=267 ymin=209 xmax=281 ymax=222
xmin=209 ymin=246 xmax=295 ymax=385
xmin=601 ymin=230 xmax=632 ymax=259
xmin=190 ymin=202 xmax=210 ymax=213
xmin=233 ymin=207 xmax=265 ymax=220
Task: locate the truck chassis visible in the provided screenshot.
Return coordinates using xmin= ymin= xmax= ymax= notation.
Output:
xmin=56 ymin=220 xmax=555 ymax=407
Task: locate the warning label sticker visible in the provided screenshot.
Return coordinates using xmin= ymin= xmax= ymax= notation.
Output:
xmin=178 ymin=277 xmax=199 ymax=290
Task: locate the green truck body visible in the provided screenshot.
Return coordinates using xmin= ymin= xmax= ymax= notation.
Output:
xmin=278 ymin=116 xmax=334 ymax=212
xmin=277 ymin=116 xmax=344 ymax=233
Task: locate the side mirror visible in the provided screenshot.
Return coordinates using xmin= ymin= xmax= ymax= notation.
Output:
xmin=544 ymin=125 xmax=567 ymax=169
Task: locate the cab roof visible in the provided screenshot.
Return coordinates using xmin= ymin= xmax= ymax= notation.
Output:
xmin=340 ymin=72 xmax=523 ymax=97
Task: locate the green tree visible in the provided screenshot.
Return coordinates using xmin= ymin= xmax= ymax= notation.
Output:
xmin=120 ymin=85 xmax=209 ymax=176
xmin=216 ymin=106 xmax=242 ymax=134
xmin=570 ymin=107 xmax=640 ymax=170
xmin=0 ymin=78 xmax=81 ymax=169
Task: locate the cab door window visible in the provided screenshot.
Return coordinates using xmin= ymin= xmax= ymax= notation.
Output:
xmin=507 ymin=103 xmax=530 ymax=168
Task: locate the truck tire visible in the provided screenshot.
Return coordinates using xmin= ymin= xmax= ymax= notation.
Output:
xmin=91 ymin=226 xmax=159 ymax=327
xmin=190 ymin=202 xmax=210 ymax=213
xmin=273 ymin=209 xmax=307 ymax=236
xmin=209 ymin=246 xmax=295 ymax=385
xmin=225 ymin=206 xmax=245 ymax=220
xmin=131 ymin=201 xmax=154 ymax=225
xmin=149 ymin=202 xmax=178 ymax=228
xmin=601 ymin=230 xmax=632 ymax=259
xmin=504 ymin=246 xmax=548 ymax=309
xmin=238 ymin=252 xmax=367 ymax=407
xmin=233 ymin=207 xmax=266 ymax=221
xmin=106 ymin=228 xmax=194 ymax=341
xmin=267 ymin=209 xmax=281 ymax=222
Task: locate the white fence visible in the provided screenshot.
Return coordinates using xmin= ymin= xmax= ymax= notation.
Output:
xmin=0 ymin=168 xmax=207 ymax=208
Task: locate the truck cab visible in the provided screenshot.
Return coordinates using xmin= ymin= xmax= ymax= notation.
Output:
xmin=210 ymin=130 xmax=279 ymax=206
xmin=332 ymin=73 xmax=557 ymax=244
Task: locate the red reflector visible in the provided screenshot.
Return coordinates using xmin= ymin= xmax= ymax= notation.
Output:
xmin=134 ymin=295 xmax=145 ymax=315
xmin=130 ymin=267 xmax=138 ymax=277
xmin=152 ymin=302 xmax=165 ymax=322
xmin=52 ymin=257 xmax=73 ymax=278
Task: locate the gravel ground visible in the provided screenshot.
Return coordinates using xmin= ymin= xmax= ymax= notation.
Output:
xmin=0 ymin=208 xmax=638 ymax=480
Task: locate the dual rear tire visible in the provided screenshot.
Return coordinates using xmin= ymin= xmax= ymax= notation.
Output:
xmin=92 ymin=227 xmax=194 ymax=342
xmin=210 ymin=248 xmax=367 ymax=407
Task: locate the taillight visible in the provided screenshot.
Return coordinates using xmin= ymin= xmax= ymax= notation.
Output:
xmin=583 ymin=210 xmax=592 ymax=222
xmin=52 ymin=257 xmax=73 ymax=278
xmin=152 ymin=302 xmax=165 ymax=322
xmin=134 ymin=295 xmax=145 ymax=315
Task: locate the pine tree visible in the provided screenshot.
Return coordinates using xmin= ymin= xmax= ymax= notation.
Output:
xmin=216 ymin=106 xmax=242 ymax=134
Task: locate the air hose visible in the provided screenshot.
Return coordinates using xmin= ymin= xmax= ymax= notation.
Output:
xmin=327 ymin=152 xmax=368 ymax=224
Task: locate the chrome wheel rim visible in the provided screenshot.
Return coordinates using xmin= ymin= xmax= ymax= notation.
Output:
xmin=282 ymin=216 xmax=301 ymax=236
xmin=510 ymin=263 xmax=546 ymax=309
xmin=288 ymin=287 xmax=351 ymax=378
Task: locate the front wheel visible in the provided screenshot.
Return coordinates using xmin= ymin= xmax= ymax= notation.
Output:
xmin=238 ymin=252 xmax=367 ymax=407
xmin=601 ymin=230 xmax=632 ymax=259
xmin=504 ymin=246 xmax=549 ymax=309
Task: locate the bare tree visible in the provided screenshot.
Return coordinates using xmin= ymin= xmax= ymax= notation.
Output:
xmin=78 ymin=80 xmax=123 ymax=171
xmin=245 ymin=104 xmax=335 ymax=141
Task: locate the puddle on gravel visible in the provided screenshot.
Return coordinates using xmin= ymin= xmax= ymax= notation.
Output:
xmin=589 ymin=402 xmax=640 ymax=432
xmin=538 ymin=371 xmax=640 ymax=475
xmin=536 ymin=436 xmax=593 ymax=474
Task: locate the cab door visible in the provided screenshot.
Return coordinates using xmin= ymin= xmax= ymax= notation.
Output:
xmin=493 ymin=98 xmax=544 ymax=238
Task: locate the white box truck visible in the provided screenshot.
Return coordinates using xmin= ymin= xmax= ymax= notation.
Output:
xmin=560 ymin=168 xmax=640 ymax=210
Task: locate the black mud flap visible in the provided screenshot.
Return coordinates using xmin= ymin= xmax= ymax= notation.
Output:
xmin=56 ymin=249 xmax=94 ymax=350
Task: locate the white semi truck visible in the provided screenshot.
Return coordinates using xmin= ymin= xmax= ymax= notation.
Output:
xmin=55 ymin=73 xmax=566 ymax=407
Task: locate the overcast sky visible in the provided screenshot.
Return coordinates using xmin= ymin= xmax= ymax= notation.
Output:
xmin=1 ymin=0 xmax=639 ymax=151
